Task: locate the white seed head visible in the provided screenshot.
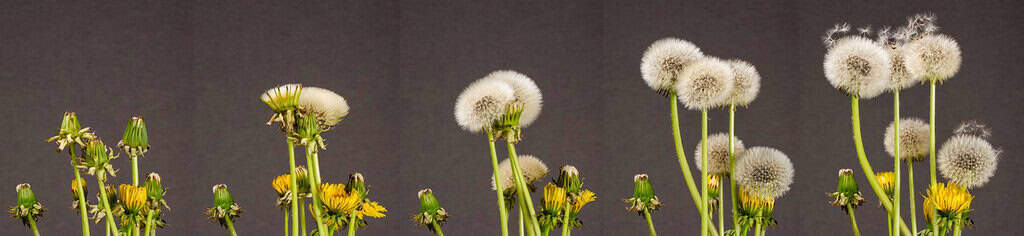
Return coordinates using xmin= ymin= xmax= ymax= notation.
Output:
xmin=823 ymin=36 xmax=891 ymax=98
xmin=454 ymin=79 xmax=516 ymax=132
xmin=904 ymin=34 xmax=961 ymax=81
xmin=724 ymin=59 xmax=761 ymax=106
xmin=884 ymin=118 xmax=929 ymax=161
xmin=887 ymin=46 xmax=918 ymax=90
xmin=481 ymin=70 xmax=543 ymax=127
xmin=953 ymin=120 xmax=991 ymax=139
xmin=297 ymin=87 xmax=350 ymax=128
xmin=491 ymin=155 xmax=549 ymax=191
xmin=675 ymin=57 xmax=735 ymax=110
xmin=938 ymin=135 xmax=999 ymax=188
xmin=641 ymin=38 xmax=704 ymax=93
xmin=694 ymin=133 xmax=747 ymax=175
xmin=734 ymin=147 xmax=794 ymax=199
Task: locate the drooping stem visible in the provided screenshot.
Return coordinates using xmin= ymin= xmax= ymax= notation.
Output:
xmin=667 ymin=94 xmax=718 ymax=236
xmin=847 ymin=207 xmax=861 ymax=236
xmin=487 ymin=131 xmax=511 ymax=236
xmin=287 ymin=140 xmax=300 ymax=236
xmin=96 ymin=177 xmax=121 ymax=236
xmin=643 ymin=209 xmax=657 ymax=236
xmin=432 ymin=222 xmax=445 ymax=236
xmin=561 ymin=201 xmax=571 ymax=236
xmin=131 ymin=155 xmax=140 ymax=186
xmin=346 ymin=210 xmax=358 ymax=236
xmin=893 ymin=89 xmax=902 ymax=236
xmin=70 ymin=147 xmax=92 ymax=236
xmin=507 ymin=141 xmax=543 ymax=236
xmin=306 ymin=149 xmax=329 ymax=236
xmin=27 ymin=214 xmax=40 ymax=236
xmin=728 ymin=104 xmax=740 ymax=232
xmin=907 ymin=159 xmax=918 ymax=235
xmin=225 ymin=217 xmax=238 ymax=236
xmin=850 ymin=96 xmax=913 ymax=236
xmin=701 ymin=109 xmax=709 ymax=236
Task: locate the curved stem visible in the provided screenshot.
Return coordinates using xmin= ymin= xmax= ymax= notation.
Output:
xmin=850 ymin=97 xmax=912 ymax=236
xmin=487 ymin=131 xmax=510 ymax=236
xmin=432 ymin=222 xmax=445 ymax=236
xmin=847 ymin=207 xmax=861 ymax=236
xmin=893 ymin=90 xmax=902 ymax=236
xmin=96 ymin=177 xmax=121 ymax=236
xmin=561 ymin=201 xmax=571 ymax=236
xmin=507 ymin=141 xmax=542 ymax=236
xmin=907 ymin=159 xmax=918 ymax=235
xmin=667 ymin=94 xmax=718 ymax=236
xmin=287 ymin=141 xmax=300 ymax=236
xmin=225 ymin=217 xmax=238 ymax=236
xmin=728 ymin=105 xmax=740 ymax=233
xmin=27 ymin=214 xmax=40 ymax=236
xmin=69 ymin=147 xmax=92 ymax=236
xmin=701 ymin=109 xmax=709 ymax=236
xmin=306 ymin=150 xmax=329 ymax=236
xmin=643 ymin=209 xmax=658 ymax=236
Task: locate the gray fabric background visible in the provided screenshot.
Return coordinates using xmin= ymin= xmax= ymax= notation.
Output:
xmin=2 ymin=0 xmax=1022 ymax=235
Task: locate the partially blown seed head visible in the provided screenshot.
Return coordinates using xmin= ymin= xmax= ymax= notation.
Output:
xmin=724 ymin=59 xmax=761 ymax=106
xmin=734 ymin=147 xmax=794 ymax=199
xmin=884 ymin=118 xmax=930 ymax=161
xmin=694 ymin=133 xmax=747 ymax=175
xmin=640 ymin=38 xmax=704 ymax=94
xmin=481 ymin=70 xmax=543 ymax=127
xmin=823 ymin=36 xmax=891 ymax=99
xmin=938 ymin=135 xmax=999 ymax=189
xmin=675 ymin=57 xmax=735 ymax=110
xmin=454 ymin=79 xmax=516 ymax=132
xmin=491 ymin=155 xmax=549 ymax=191
xmin=298 ymin=87 xmax=350 ymax=128
xmin=904 ymin=34 xmax=961 ymax=81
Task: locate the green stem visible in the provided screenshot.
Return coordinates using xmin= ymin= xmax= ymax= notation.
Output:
xmin=306 ymin=150 xmax=329 ymax=236
xmin=432 ymin=222 xmax=445 ymax=236
xmin=96 ymin=177 xmax=121 ymax=236
xmin=561 ymin=201 xmax=571 ymax=236
xmin=284 ymin=211 xmax=289 ymax=236
xmin=69 ymin=147 xmax=92 ymax=236
xmin=346 ymin=211 xmax=357 ymax=236
xmin=701 ymin=109 xmax=709 ymax=236
xmin=907 ymin=159 xmax=918 ymax=235
xmin=300 ymin=198 xmax=307 ymax=236
xmin=929 ymin=79 xmax=940 ymax=236
xmin=487 ymin=131 xmax=511 ymax=236
xmin=718 ymin=193 xmax=724 ymax=235
xmin=888 ymin=213 xmax=893 ymax=236
xmin=27 ymin=214 xmax=40 ymax=236
xmin=847 ymin=207 xmax=861 ymax=236
xmin=507 ymin=141 xmax=542 ymax=236
xmin=893 ymin=90 xmax=902 ymax=236
xmin=145 ymin=210 xmax=155 ymax=236
xmin=643 ymin=209 xmax=657 ymax=236
xmin=850 ymin=97 xmax=913 ymax=236
xmin=518 ymin=205 xmax=526 ymax=236
xmin=728 ymin=104 xmax=740 ymax=233
xmin=225 ymin=217 xmax=238 ymax=236
xmin=131 ymin=155 xmax=140 ymax=186
xmin=287 ymin=140 xmax=300 ymax=236
xmin=106 ymin=219 xmax=111 ymax=236
xmin=667 ymin=94 xmax=717 ymax=236
xmin=952 ymin=223 xmax=962 ymax=236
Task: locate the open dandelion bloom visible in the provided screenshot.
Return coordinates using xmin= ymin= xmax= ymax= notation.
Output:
xmin=491 ymin=155 xmax=549 ymax=191
xmin=923 ymin=182 xmax=973 ymax=222
xmin=118 ymin=184 xmax=147 ymax=213
xmin=641 ymin=38 xmax=705 ymax=94
xmin=541 ymin=183 xmax=567 ymax=213
xmin=260 ymin=84 xmax=302 ymax=112
xmin=481 ymin=70 xmax=543 ymax=127
xmin=298 ymin=87 xmax=350 ymax=129
xmin=938 ymin=135 xmax=999 ymax=188
xmin=724 ymin=59 xmax=761 ymax=106
xmin=693 ymin=133 xmax=746 ymax=175
xmin=675 ymin=57 xmax=735 ymax=110
xmin=454 ymin=79 xmax=516 ymax=132
xmin=904 ymin=34 xmax=961 ymax=81
xmin=888 ymin=47 xmax=918 ymax=90
xmin=823 ymin=36 xmax=891 ymax=98
xmin=884 ymin=118 xmax=930 ymax=161
xmin=571 ymin=189 xmax=596 ymax=213
xmin=734 ymin=147 xmax=794 ymax=199
xmin=876 ymin=171 xmax=896 ymax=196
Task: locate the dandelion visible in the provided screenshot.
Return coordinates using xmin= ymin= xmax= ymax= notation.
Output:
xmin=822 ymin=23 xmax=852 ymax=48
xmin=9 ymin=184 xmax=44 ymax=235
xmin=481 ymin=70 xmax=543 ymax=127
xmin=674 ymin=57 xmax=735 ymax=110
xmin=142 ymin=173 xmax=168 ymax=232
xmin=412 ymin=189 xmax=448 ymax=235
xmin=626 ymin=174 xmax=661 ymax=236
xmin=887 ymin=47 xmax=918 ymax=90
xmin=734 ymin=147 xmax=794 ymax=199
xmin=724 ymin=60 xmax=761 ymax=106
xmin=876 ymin=171 xmax=896 ymax=197
xmin=454 ymin=79 xmax=516 ymax=132
xmin=117 ymin=184 xmax=147 ymax=228
xmin=938 ymin=135 xmax=999 ymax=188
xmin=884 ymin=118 xmax=929 ymax=161
xmin=829 ymin=169 xmax=865 ymax=209
xmin=953 ymin=120 xmax=991 ymax=139
xmin=70 ymin=179 xmax=88 ymax=210
xmin=904 ymin=34 xmax=961 ymax=81
xmin=641 ymin=38 xmax=705 ymax=94
xmin=298 ymin=87 xmax=350 ymax=130
xmin=823 ymin=36 xmax=891 ymax=99
xmin=491 ymin=155 xmax=549 ymax=192
xmin=922 ymin=182 xmax=972 ymax=231
xmin=736 ymin=186 xmax=776 ymax=231
xmin=206 ymin=184 xmax=241 ymax=235
xmin=694 ymin=133 xmax=746 ymax=175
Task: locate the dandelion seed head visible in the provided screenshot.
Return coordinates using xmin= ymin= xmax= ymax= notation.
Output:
xmin=887 ymin=46 xmax=918 ymax=90
xmin=904 ymin=34 xmax=961 ymax=81
xmin=884 ymin=118 xmax=929 ymax=161
xmin=938 ymin=135 xmax=999 ymax=189
xmin=481 ymin=70 xmax=543 ymax=127
xmin=734 ymin=147 xmax=794 ymax=199
xmin=675 ymin=57 xmax=735 ymax=110
xmin=724 ymin=59 xmax=761 ymax=106
xmin=641 ymin=38 xmax=704 ymax=93
xmin=823 ymin=36 xmax=891 ymax=98
xmin=454 ymin=79 xmax=516 ymax=132
xmin=297 ymin=87 xmax=350 ymax=128
xmin=694 ymin=133 xmax=747 ymax=175
xmin=491 ymin=155 xmax=549 ymax=191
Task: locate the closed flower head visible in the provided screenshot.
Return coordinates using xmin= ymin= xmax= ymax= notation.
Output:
xmin=938 ymin=135 xmax=999 ymax=188
xmin=413 ymin=188 xmax=448 ymax=229
xmin=9 ymin=183 xmax=44 ymax=226
xmin=260 ymin=84 xmax=302 ymax=112
xmin=884 ymin=118 xmax=930 ymax=161
xmin=491 ymin=155 xmax=549 ymax=192
xmin=118 ymin=184 xmax=147 ymax=213
xmin=454 ymin=79 xmax=516 ymax=132
xmin=118 ymin=116 xmax=150 ymax=156
xmin=675 ymin=57 xmax=735 ymax=110
xmin=694 ymin=133 xmax=746 ymax=175
xmin=641 ymin=38 xmax=705 ymax=94
xmin=481 ymin=70 xmax=543 ymax=127
xmin=734 ymin=147 xmax=794 ymax=199
xmin=724 ymin=59 xmax=761 ymax=106
xmin=905 ymin=34 xmax=961 ymax=81
xmin=47 ymin=112 xmax=95 ymax=152
xmin=627 ymin=174 xmax=662 ymax=213
xmin=829 ymin=169 xmax=865 ymax=209
xmin=876 ymin=171 xmax=896 ymax=196
xmin=298 ymin=87 xmax=350 ymax=129
xmin=823 ymin=36 xmax=891 ymax=98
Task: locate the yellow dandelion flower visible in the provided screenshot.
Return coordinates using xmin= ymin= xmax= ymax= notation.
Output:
xmin=118 ymin=184 xmax=147 ymax=212
xmin=924 ymin=182 xmax=973 ymax=217
xmin=320 ymin=183 xmax=361 ymax=214
xmin=708 ymin=174 xmax=722 ymax=197
xmin=272 ymin=174 xmax=290 ymax=196
xmin=357 ymin=201 xmax=387 ymax=219
xmin=571 ymin=189 xmax=596 ymax=213
xmin=876 ymin=171 xmax=895 ymax=196
xmin=542 ymin=183 xmax=567 ymax=212
xmin=739 ymin=187 xmax=774 ymax=212
xmin=70 ymin=178 xmax=86 ymax=197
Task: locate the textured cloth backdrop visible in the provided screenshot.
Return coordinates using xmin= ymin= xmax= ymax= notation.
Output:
xmin=1 ymin=0 xmax=1022 ymax=235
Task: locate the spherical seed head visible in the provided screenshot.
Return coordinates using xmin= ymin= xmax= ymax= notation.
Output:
xmin=15 ymin=184 xmax=36 ymax=207
xmin=823 ymin=36 xmax=891 ymax=99
xmin=888 ymin=46 xmax=918 ymax=90
xmin=938 ymin=135 xmax=999 ymax=188
xmin=481 ymin=70 xmax=543 ymax=127
xmin=675 ymin=57 xmax=736 ymax=110
xmin=734 ymin=147 xmax=795 ymax=199
xmin=694 ymin=133 xmax=747 ymax=175
xmin=884 ymin=118 xmax=930 ymax=161
xmin=454 ymin=79 xmax=516 ymax=132
xmin=904 ymin=34 xmax=961 ymax=81
xmin=260 ymin=84 xmax=302 ymax=112
xmin=724 ymin=59 xmax=761 ymax=106
xmin=641 ymin=38 xmax=705 ymax=94
xmin=297 ymin=87 xmax=350 ymax=128
xmin=491 ymin=155 xmax=549 ymax=191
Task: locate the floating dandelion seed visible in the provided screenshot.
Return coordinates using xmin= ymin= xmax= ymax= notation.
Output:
xmin=640 ymin=38 xmax=705 ymax=94
xmin=734 ymin=147 xmax=794 ymax=199
xmin=481 ymin=70 xmax=543 ymax=127
xmin=297 ymin=87 xmax=350 ymax=129
xmin=822 ymin=23 xmax=852 ymax=48
xmin=823 ymin=36 xmax=891 ymax=98
xmin=491 ymin=155 xmax=549 ymax=191
xmin=938 ymin=135 xmax=999 ymax=189
xmin=904 ymin=34 xmax=961 ymax=81
xmin=675 ymin=57 xmax=735 ymax=110
xmin=953 ymin=120 xmax=991 ymax=139
xmin=884 ymin=118 xmax=930 ymax=161
xmin=724 ymin=59 xmax=761 ymax=106
xmin=693 ymin=133 xmax=747 ymax=175
xmin=857 ymin=25 xmax=873 ymax=37
xmin=454 ymin=79 xmax=516 ymax=132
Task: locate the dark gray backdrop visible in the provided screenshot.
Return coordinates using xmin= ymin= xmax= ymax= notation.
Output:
xmin=2 ymin=0 xmax=1022 ymax=235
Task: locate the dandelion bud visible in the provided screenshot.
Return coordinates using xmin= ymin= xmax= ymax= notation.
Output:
xmin=118 ymin=116 xmax=150 ymax=156
xmin=413 ymin=188 xmax=449 ymax=230
xmin=556 ymin=165 xmax=582 ymax=194
xmin=294 ymin=166 xmax=310 ymax=196
xmin=9 ymin=184 xmax=45 ymax=226
xmin=207 ymin=184 xmax=242 ymax=228
xmin=346 ymin=173 xmax=367 ymax=195
xmin=118 ymin=184 xmax=147 ymax=213
xmin=296 ymin=115 xmax=322 ymax=139
xmin=836 ymin=169 xmax=859 ymax=194
xmin=418 ymin=189 xmax=441 ymax=213
xmin=85 ymin=139 xmax=111 ymax=165
xmin=212 ymin=184 xmax=234 ymax=209
xmin=626 ymin=174 xmax=662 ymax=213
xmin=145 ymin=173 xmax=165 ymax=201
xmin=59 ymin=112 xmax=83 ymax=135
xmin=70 ymin=178 xmax=87 ymax=201
xmin=829 ymin=169 xmax=865 ymax=210
xmin=47 ymin=112 xmax=94 ymax=152
xmin=876 ymin=171 xmax=896 ymax=197
xmin=16 ymin=184 xmax=37 ymax=208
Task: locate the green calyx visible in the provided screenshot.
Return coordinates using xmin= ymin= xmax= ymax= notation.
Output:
xmin=490 ymin=104 xmax=524 ymax=142
xmin=418 ymin=189 xmax=441 ymax=213
xmin=119 ymin=116 xmax=150 ymax=156
xmin=556 ymin=165 xmax=582 ymax=194
xmin=345 ymin=173 xmax=367 ymax=197
xmin=59 ymin=112 xmax=83 ymax=134
xmin=414 ymin=189 xmax=448 ymax=229
xmin=212 ymin=184 xmax=234 ymax=209
xmin=294 ymin=115 xmax=327 ymax=151
xmin=837 ymin=169 xmax=859 ymax=194
xmin=294 ymin=166 xmax=311 ymax=196
xmin=145 ymin=173 xmax=165 ymax=200
xmin=206 ymin=184 xmax=241 ymax=228
xmin=632 ymin=174 xmax=655 ymax=201
xmin=16 ymin=184 xmax=37 ymax=207
xmin=9 ymin=183 xmax=45 ymax=226
xmin=47 ymin=112 xmax=95 ymax=152
xmin=829 ymin=169 xmax=865 ymax=210
xmin=81 ymin=138 xmax=118 ymax=179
